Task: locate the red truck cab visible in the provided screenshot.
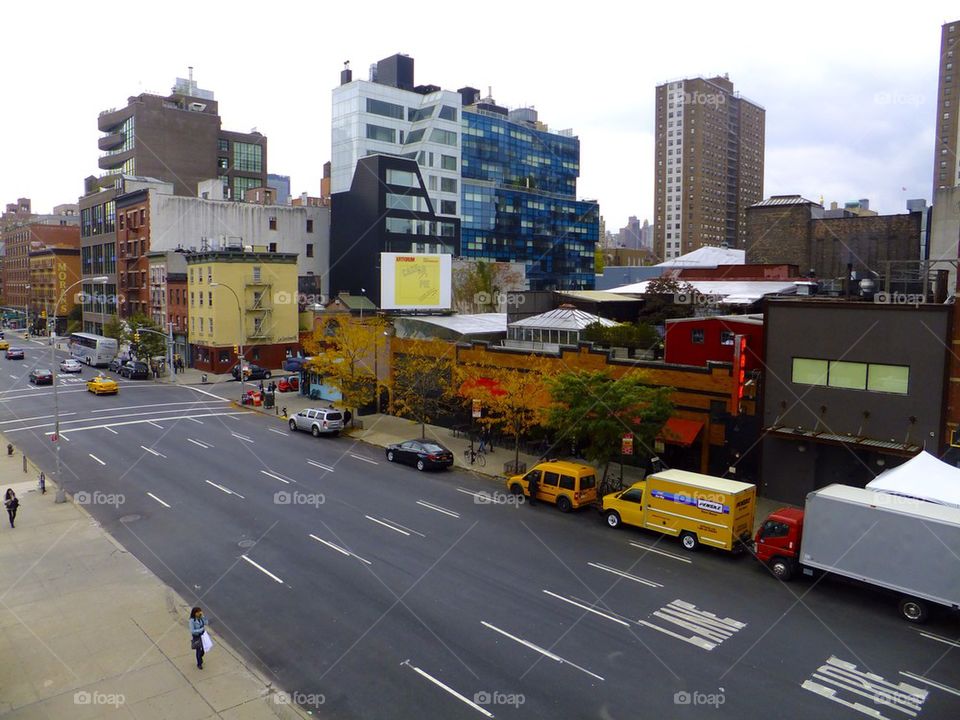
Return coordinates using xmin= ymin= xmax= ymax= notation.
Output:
xmin=754 ymin=508 xmax=805 ymax=580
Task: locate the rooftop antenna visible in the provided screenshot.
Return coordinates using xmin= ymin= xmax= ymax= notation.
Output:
xmin=188 ymin=66 xmax=193 ymax=81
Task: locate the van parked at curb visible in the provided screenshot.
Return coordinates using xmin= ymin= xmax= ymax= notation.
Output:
xmin=506 ymin=460 xmax=598 ymax=512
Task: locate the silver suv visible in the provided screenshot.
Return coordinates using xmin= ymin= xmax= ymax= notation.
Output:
xmin=289 ymin=407 xmax=344 ymax=437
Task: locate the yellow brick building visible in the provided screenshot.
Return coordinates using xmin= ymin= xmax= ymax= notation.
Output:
xmin=185 ymin=251 xmax=299 ymax=372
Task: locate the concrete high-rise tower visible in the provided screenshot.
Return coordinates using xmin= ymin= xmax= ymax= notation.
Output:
xmin=653 ymin=75 xmax=765 ymax=260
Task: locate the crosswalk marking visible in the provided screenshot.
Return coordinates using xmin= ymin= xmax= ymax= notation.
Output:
xmin=803 ymin=656 xmax=927 ymax=719
xmin=638 ymin=599 xmax=745 ymax=651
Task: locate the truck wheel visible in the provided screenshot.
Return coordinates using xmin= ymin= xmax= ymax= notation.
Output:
xmin=311 ymin=425 xmax=321 ymax=437
xmin=899 ymin=598 xmax=930 ymax=624
xmin=289 ymin=419 xmax=297 ymax=431
xmin=680 ymin=532 xmax=700 ymax=551
xmin=770 ymin=558 xmax=794 ymax=581
xmin=556 ymin=496 xmax=572 ymax=513
xmin=509 ymin=484 xmax=524 ymax=496
xmin=605 ymin=511 xmax=621 ymax=529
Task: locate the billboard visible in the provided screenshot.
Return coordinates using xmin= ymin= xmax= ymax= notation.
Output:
xmin=380 ymin=253 xmax=452 ymax=310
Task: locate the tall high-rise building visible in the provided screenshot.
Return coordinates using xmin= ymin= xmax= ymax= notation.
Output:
xmin=653 ymin=75 xmax=765 ymax=261
xmin=330 ymin=54 xmax=598 ymax=294
xmin=96 ymin=70 xmax=267 ymax=201
xmin=934 ymin=20 xmax=960 ymax=192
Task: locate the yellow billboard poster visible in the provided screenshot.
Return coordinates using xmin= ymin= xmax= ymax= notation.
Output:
xmin=381 ymin=253 xmax=452 ymax=310
xmin=395 ymin=255 xmax=440 ymax=305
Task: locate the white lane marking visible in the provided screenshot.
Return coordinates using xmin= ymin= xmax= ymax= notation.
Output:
xmin=0 ymin=412 xmax=77 ymax=425
xmin=268 ymin=428 xmax=287 ymax=436
xmin=628 ymin=541 xmax=693 ymax=563
xmin=401 ymin=660 xmax=494 ymax=718
xmin=416 ymin=500 xmax=460 ymax=518
xmin=542 ymin=590 xmax=630 ymax=627
xmin=900 ymin=672 xmax=960 ymax=698
xmin=187 ymin=417 xmax=204 ymax=424
xmin=456 ymin=488 xmax=489 ymax=501
xmin=240 ymin=555 xmax=284 ymax=584
xmin=9 ymin=374 xmax=16 ymax=379
xmin=481 ymin=621 xmax=605 ymax=681
xmin=232 ymin=432 xmax=254 ymax=443
xmin=804 ymin=656 xmax=927 ymax=717
xmin=88 ymin=454 xmax=106 ymax=466
xmin=91 ymin=400 xmax=224 ymax=414
xmin=146 ymin=492 xmax=171 ymax=508
xmin=365 ymin=515 xmax=410 ymax=536
xmin=188 ymin=438 xmax=211 ymax=449
xmin=205 ymin=480 xmax=245 ymax=499
xmin=588 ymin=562 xmax=663 ymax=588
xmin=260 ymin=470 xmax=291 ymax=485
xmin=22 ymin=412 xmax=246 ymax=436
xmin=147 ymin=420 xmax=164 ymax=428
xmin=60 ymin=434 xmax=71 ymax=442
xmin=307 ymin=459 xmax=335 ymax=472
xmin=186 ymin=385 xmax=228 ymax=401
xmin=140 ymin=445 xmax=166 ymax=458
xmin=308 ymin=534 xmax=372 ymax=565
xmin=105 ymin=427 xmax=118 ymax=435
xmin=910 ymin=628 xmax=960 ymax=648
xmin=350 ymin=453 xmax=378 ymax=465
xmin=637 ymin=620 xmax=716 ymax=651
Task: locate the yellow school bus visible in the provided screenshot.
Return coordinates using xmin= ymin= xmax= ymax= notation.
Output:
xmin=601 ymin=469 xmax=756 ymax=552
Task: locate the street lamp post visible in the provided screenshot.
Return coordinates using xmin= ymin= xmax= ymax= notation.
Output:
xmin=209 ymin=283 xmax=245 ymax=402
xmin=53 ymin=276 xmax=107 ymax=503
xmin=23 ymin=284 xmax=31 ymax=336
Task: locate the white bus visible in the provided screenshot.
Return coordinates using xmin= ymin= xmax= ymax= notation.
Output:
xmin=69 ymin=332 xmax=119 ymax=367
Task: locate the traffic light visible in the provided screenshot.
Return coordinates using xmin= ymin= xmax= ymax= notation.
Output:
xmin=233 ymin=345 xmax=239 ymax=354
xmin=134 ymin=331 xmax=141 ymax=343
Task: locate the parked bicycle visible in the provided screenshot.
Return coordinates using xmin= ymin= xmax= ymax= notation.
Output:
xmin=463 ymin=447 xmax=486 ymax=467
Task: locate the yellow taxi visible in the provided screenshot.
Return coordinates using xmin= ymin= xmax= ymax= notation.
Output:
xmin=87 ymin=375 xmax=119 ymax=395
xmin=0 ymin=340 xmax=8 ymax=351
xmin=506 ymin=460 xmax=598 ymax=512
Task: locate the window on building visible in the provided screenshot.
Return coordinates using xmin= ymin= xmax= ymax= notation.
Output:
xmin=429 ymin=128 xmax=458 ymax=146
xmin=439 ymin=105 xmax=458 ymax=121
xmin=190 ymin=292 xmax=195 ymax=307
xmin=366 ymin=98 xmax=404 ymax=119
xmin=269 ymin=242 xmax=277 ymax=253
xmin=793 ymin=358 xmax=828 ymax=385
xmin=386 ymin=169 xmax=419 ymax=187
xmin=232 ymin=176 xmax=261 ymax=201
xmin=218 ymin=138 xmax=229 ymax=152
xmin=199 ymin=292 xmax=203 ymax=306
xmin=404 ymin=129 xmax=425 ymax=144
xmin=828 ymin=361 xmax=867 ymax=390
xmin=366 ymin=124 xmax=397 ymax=143
xmin=306 ymin=219 xmax=314 ymax=233
xmin=306 ymin=243 xmax=314 ymax=258
xmin=428 ymin=175 xmax=437 ymax=191
xmin=691 ymin=329 xmax=704 ymax=344
xmin=233 ymin=142 xmax=263 ymax=173
xmin=218 ymin=157 xmax=229 ymax=170
xmin=440 ymin=200 xmax=457 ymax=215
xmin=867 ymin=364 xmax=909 ymax=394
xmin=441 ymin=177 xmax=457 ymax=193
xmin=209 ymin=317 xmax=213 ymax=335
xmin=720 ymin=330 xmax=735 ymax=345
xmin=269 ymin=217 xmax=277 ymax=231
xmin=407 ymin=105 xmax=436 ymax=122
xmin=208 ymin=292 xmax=212 ymax=307
xmin=253 ymin=266 xmax=261 ymax=282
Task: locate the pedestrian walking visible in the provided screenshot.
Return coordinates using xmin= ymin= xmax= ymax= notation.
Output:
xmin=527 ymin=471 xmax=539 ymax=507
xmin=189 ymin=607 xmax=207 ymax=669
xmin=4 ymin=489 xmax=19 ymax=528
xmin=477 ymin=427 xmax=488 ymax=453
xmin=258 ymin=379 xmax=265 ymax=393
xmin=38 ymin=471 xmax=45 ymax=495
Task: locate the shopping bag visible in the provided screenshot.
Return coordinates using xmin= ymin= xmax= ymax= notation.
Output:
xmin=201 ymin=630 xmax=213 ymax=653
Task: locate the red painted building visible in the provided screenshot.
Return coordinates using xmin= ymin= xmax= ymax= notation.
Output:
xmin=663 ymin=314 xmax=764 ymax=372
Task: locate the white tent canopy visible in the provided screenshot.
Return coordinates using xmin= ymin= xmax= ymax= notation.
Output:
xmin=866 ymin=451 xmax=960 ymax=509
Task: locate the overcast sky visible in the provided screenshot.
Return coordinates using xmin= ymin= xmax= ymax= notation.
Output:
xmin=1 ymin=1 xmax=955 ymax=232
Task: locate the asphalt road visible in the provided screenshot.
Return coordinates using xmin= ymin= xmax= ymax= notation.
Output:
xmin=2 ymin=338 xmax=958 ymax=719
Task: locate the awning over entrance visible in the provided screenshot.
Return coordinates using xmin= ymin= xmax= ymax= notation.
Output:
xmin=765 ymin=426 xmax=921 ymax=456
xmin=658 ymin=417 xmax=704 ymax=447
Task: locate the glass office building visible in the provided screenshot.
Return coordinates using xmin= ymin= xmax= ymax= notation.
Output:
xmin=460 ymin=106 xmax=598 ymax=290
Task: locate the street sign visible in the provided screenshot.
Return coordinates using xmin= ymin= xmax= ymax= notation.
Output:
xmin=622 ymin=433 xmax=634 ymax=455
xmin=472 ymin=399 xmax=482 ymax=418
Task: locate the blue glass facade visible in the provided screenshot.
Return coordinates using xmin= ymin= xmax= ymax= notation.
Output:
xmin=460 ymin=110 xmax=598 ymax=290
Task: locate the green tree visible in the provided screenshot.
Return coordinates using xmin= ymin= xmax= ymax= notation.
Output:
xmin=102 ymin=315 xmax=126 ymax=343
xmin=545 ymin=369 xmax=673 ymax=488
xmin=639 ymin=276 xmax=700 ymax=325
xmin=66 ymin=305 xmax=83 ymax=334
xmin=303 ymin=317 xmax=387 ymax=417
xmin=392 ymin=338 xmax=456 ymax=438
xmin=127 ymin=313 xmax=167 ymax=359
xmin=582 ymin=321 xmax=659 ymax=352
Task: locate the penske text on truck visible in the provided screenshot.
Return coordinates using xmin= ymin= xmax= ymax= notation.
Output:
xmin=601 ymin=469 xmax=756 ymax=552
xmin=755 ymin=484 xmax=960 ymax=622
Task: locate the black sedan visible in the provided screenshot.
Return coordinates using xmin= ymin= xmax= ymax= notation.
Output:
xmin=231 ymin=363 xmax=271 ymax=381
xmin=385 ymin=440 xmax=454 ymax=471
xmin=6 ymin=347 xmax=24 ymax=360
xmin=119 ymin=361 xmax=150 ymax=379
xmin=108 ymin=357 xmax=125 ymax=373
xmin=29 ymin=369 xmax=53 ymax=385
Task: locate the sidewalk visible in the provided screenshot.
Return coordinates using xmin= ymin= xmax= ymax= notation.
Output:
xmin=0 ymin=453 xmax=310 ymax=720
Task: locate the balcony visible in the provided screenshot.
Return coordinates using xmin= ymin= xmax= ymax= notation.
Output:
xmin=245 ymin=276 xmax=271 ymax=287
xmin=98 ymin=133 xmax=125 ymax=151
xmin=97 ymin=106 xmax=134 ymax=132
xmin=99 ymin=150 xmax=132 ymax=171
xmin=248 ymin=326 xmax=273 ymax=340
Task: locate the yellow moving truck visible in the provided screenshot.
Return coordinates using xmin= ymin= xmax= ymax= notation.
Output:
xmin=601 ymin=469 xmax=756 ymax=552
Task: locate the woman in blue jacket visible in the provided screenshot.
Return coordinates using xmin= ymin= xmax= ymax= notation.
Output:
xmin=189 ymin=607 xmax=206 ymax=669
